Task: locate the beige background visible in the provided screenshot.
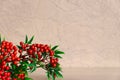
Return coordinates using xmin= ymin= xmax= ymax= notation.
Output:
xmin=0 ymin=0 xmax=120 ymax=68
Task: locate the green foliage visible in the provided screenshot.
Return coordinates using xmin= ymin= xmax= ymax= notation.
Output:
xmin=24 ymin=77 xmax=33 ymax=80
xmin=54 ymin=50 xmax=64 ymax=59
xmin=24 ymin=35 xmax=34 ymax=44
xmin=47 ymin=46 xmax=64 ymax=80
xmin=20 ymin=61 xmax=29 ymax=71
xmin=46 ymin=63 xmax=63 ymax=80
xmin=55 ymin=50 xmax=64 ymax=54
xmin=54 ymin=70 xmax=63 ymax=78
xmin=10 ymin=64 xmax=20 ymax=77
xmin=46 ymin=71 xmax=51 ymax=80
xmin=52 ymin=72 xmax=55 ymax=80
xmin=54 ymin=66 xmax=61 ymax=71
xmin=0 ymin=35 xmax=64 ymax=80
xmin=27 ymin=36 xmax=34 ymax=44
xmin=54 ymin=54 xmax=62 ymax=58
xmin=25 ymin=35 xmax=28 ymax=43
xmin=17 ymin=45 xmax=22 ymax=49
xmin=29 ymin=62 xmax=37 ymax=73
xmin=51 ymin=45 xmax=59 ymax=50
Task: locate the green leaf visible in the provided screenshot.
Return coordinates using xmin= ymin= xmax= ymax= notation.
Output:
xmin=46 ymin=71 xmax=51 ymax=80
xmin=11 ymin=64 xmax=16 ymax=70
xmin=29 ymin=58 xmax=36 ymax=62
xmin=17 ymin=45 xmax=22 ymax=49
xmin=21 ymin=61 xmax=29 ymax=66
xmin=24 ymin=71 xmax=28 ymax=77
xmin=28 ymin=36 xmax=34 ymax=44
xmin=52 ymin=45 xmax=59 ymax=50
xmin=55 ymin=50 xmax=64 ymax=54
xmin=25 ymin=35 xmax=28 ymax=43
xmin=52 ymin=72 xmax=55 ymax=80
xmin=24 ymin=77 xmax=33 ymax=80
xmin=54 ymin=54 xmax=62 ymax=59
xmin=20 ymin=61 xmax=29 ymax=71
xmin=29 ymin=62 xmax=36 ymax=72
xmin=35 ymin=54 xmax=38 ymax=59
xmin=42 ymin=52 xmax=47 ymax=59
xmin=55 ymin=66 xmax=62 ymax=71
xmin=54 ymin=71 xmax=63 ymax=78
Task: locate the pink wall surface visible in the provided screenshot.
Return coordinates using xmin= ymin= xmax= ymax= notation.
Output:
xmin=0 ymin=0 xmax=120 ymax=68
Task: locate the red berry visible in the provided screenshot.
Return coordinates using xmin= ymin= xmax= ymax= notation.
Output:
xmin=0 ymin=55 xmax=3 ymax=59
xmin=52 ymin=63 xmax=57 ymax=67
xmin=6 ymin=77 xmax=10 ymax=80
xmin=45 ymin=49 xmax=49 ymax=53
xmin=13 ymin=51 xmax=17 ymax=55
xmin=6 ymin=42 xmax=9 ymax=46
xmin=2 ymin=61 xmax=6 ymax=65
xmin=1 ymin=45 xmax=5 ymax=48
xmin=4 ymin=52 xmax=8 ymax=56
xmin=12 ymin=57 xmax=15 ymax=61
xmin=21 ymin=73 xmax=25 ymax=79
xmin=20 ymin=42 xmax=24 ymax=46
xmin=22 ymin=45 xmax=26 ymax=50
xmin=6 ymin=45 xmax=9 ymax=49
xmin=36 ymin=44 xmax=40 ymax=47
xmin=4 ymin=72 xmax=8 ymax=76
xmin=50 ymin=51 xmax=54 ymax=56
xmin=13 ymin=46 xmax=17 ymax=51
xmin=1 ymin=48 xmax=5 ymax=52
xmin=37 ymin=52 xmax=41 ymax=60
xmin=1 ymin=76 xmax=5 ymax=80
xmin=28 ymin=49 xmax=33 ymax=55
xmin=0 ymin=70 xmax=3 ymax=75
xmin=1 ymin=65 xmax=6 ymax=69
xmin=40 ymin=48 xmax=44 ymax=52
xmin=44 ymin=46 xmax=48 ymax=50
xmin=16 ymin=58 xmax=20 ymax=61
xmin=5 ymin=66 xmax=10 ymax=70
xmin=50 ymin=59 xmax=55 ymax=63
xmin=13 ymin=61 xmax=18 ymax=65
xmin=26 ymin=44 xmax=29 ymax=47
xmin=6 ymin=58 xmax=11 ymax=62
xmin=7 ymin=72 xmax=11 ymax=76
xmin=13 ymin=78 xmax=17 ymax=80
xmin=7 ymin=49 xmax=11 ymax=52
xmin=9 ymin=42 xmax=13 ymax=46
xmin=33 ymin=47 xmax=37 ymax=52
xmin=18 ymin=49 xmax=22 ymax=53
xmin=55 ymin=58 xmax=58 ymax=63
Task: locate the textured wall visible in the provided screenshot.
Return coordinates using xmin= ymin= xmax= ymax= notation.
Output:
xmin=0 ymin=0 xmax=120 ymax=67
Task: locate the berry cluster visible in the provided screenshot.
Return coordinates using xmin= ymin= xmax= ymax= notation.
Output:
xmin=0 ymin=41 xmax=20 ymax=80
xmin=18 ymin=42 xmax=59 ymax=68
xmin=0 ymin=35 xmax=64 ymax=80
xmin=50 ymin=57 xmax=58 ymax=68
xmin=19 ymin=42 xmax=51 ymax=60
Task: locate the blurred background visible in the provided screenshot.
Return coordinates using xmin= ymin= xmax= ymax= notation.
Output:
xmin=0 ymin=0 xmax=120 ymax=80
